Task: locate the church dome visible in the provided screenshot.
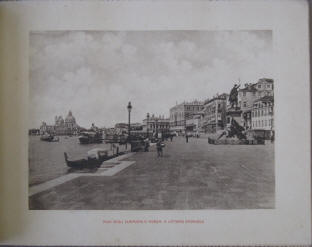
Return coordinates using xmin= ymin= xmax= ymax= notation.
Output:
xmin=65 ymin=110 xmax=76 ymax=123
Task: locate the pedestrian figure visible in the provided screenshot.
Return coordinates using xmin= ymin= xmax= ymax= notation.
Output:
xmin=186 ymin=133 xmax=189 ymax=143
xmin=170 ymin=134 xmax=173 ymax=142
xmin=156 ymin=139 xmax=163 ymax=157
xmin=144 ymin=138 xmax=150 ymax=152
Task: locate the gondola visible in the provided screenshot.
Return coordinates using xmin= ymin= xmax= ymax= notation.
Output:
xmin=64 ymin=152 xmax=103 ymax=168
xmin=64 ymin=148 xmax=110 ymax=169
xmin=40 ymin=134 xmax=59 ymax=142
xmin=40 ymin=134 xmax=54 ymax=142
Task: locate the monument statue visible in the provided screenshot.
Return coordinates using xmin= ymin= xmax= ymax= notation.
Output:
xmin=217 ymin=118 xmax=246 ymax=140
xmin=229 ymin=84 xmax=240 ymax=109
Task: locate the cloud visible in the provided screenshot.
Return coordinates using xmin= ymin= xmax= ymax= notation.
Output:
xmin=29 ymin=30 xmax=273 ymax=128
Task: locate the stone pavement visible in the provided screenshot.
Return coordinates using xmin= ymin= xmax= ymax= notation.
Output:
xmin=29 ymin=152 xmax=135 ymax=196
xmin=29 ymin=136 xmax=274 ymax=210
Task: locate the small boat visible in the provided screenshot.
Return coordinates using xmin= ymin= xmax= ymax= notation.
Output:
xmin=40 ymin=134 xmax=60 ymax=142
xmin=40 ymin=134 xmax=55 ymax=142
xmin=64 ymin=148 xmax=109 ymax=169
xmin=64 ymin=152 xmax=91 ymax=168
xmin=78 ymin=131 xmax=102 ymax=144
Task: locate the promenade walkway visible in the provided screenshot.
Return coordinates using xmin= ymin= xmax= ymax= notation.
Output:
xmin=29 ymin=136 xmax=274 ymax=210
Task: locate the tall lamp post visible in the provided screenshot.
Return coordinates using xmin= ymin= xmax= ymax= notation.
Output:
xmin=146 ymin=113 xmax=150 ymax=139
xmin=127 ymin=102 xmax=132 ymax=143
xmin=155 ymin=118 xmax=158 ymax=139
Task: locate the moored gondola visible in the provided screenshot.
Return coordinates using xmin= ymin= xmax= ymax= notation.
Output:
xmin=40 ymin=133 xmax=59 ymax=142
xmin=64 ymin=148 xmax=110 ymax=169
xmin=64 ymin=152 xmax=91 ymax=168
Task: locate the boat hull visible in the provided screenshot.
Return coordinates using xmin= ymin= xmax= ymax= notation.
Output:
xmin=78 ymin=136 xmax=102 ymax=144
xmin=40 ymin=136 xmax=54 ymax=142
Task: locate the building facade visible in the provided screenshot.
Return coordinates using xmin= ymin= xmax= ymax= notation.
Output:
xmin=40 ymin=110 xmax=80 ymax=135
xmin=114 ymin=122 xmax=144 ymax=136
xmin=237 ymin=84 xmax=258 ymax=130
xmin=238 ymin=78 xmax=274 ymax=130
xmin=29 ymin=128 xmax=40 ymax=135
xmin=143 ymin=114 xmax=170 ymax=135
xmin=202 ymin=94 xmax=228 ymax=133
xmin=251 ymin=96 xmax=274 ymax=131
xmin=185 ymin=114 xmax=202 ymax=133
xmin=39 ymin=122 xmax=55 ymax=135
xmin=169 ymin=100 xmax=204 ymax=134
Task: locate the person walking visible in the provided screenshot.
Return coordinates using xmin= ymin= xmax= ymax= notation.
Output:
xmin=185 ymin=133 xmax=189 ymax=143
xmin=144 ymin=137 xmax=150 ymax=152
xmin=156 ymin=139 xmax=163 ymax=157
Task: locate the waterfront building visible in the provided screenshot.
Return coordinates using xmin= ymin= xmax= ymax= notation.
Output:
xmin=131 ymin=123 xmax=144 ymax=131
xmin=251 ymin=95 xmax=274 ymax=131
xmin=143 ymin=114 xmax=170 ymax=135
xmin=237 ymin=78 xmax=274 ymax=130
xmin=40 ymin=110 xmax=80 ymax=135
xmin=115 ymin=123 xmax=128 ymax=129
xmin=254 ymin=78 xmax=274 ymax=96
xmin=169 ymin=100 xmax=204 ymax=134
xmin=237 ymin=84 xmax=258 ymax=130
xmin=64 ymin=111 xmax=77 ymax=129
xmin=55 ymin=110 xmax=79 ymax=135
xmin=185 ymin=113 xmax=203 ymax=133
xmin=55 ymin=115 xmax=64 ymax=126
xmin=29 ymin=128 xmax=40 ymax=135
xmin=39 ymin=122 xmax=55 ymax=135
xmin=90 ymin=123 xmax=97 ymax=131
xmin=202 ymin=94 xmax=228 ymax=133
xmin=115 ymin=122 xmax=143 ymax=131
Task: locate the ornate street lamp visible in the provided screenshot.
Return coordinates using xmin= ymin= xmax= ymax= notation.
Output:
xmin=127 ymin=102 xmax=132 ymax=142
xmin=146 ymin=113 xmax=150 ymax=139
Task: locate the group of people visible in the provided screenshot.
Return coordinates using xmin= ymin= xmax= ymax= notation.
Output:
xmin=135 ymin=131 xmax=200 ymax=157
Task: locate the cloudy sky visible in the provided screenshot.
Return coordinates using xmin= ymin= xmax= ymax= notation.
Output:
xmin=29 ymin=30 xmax=273 ymax=128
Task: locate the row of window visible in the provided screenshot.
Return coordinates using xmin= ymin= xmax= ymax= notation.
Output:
xmin=241 ymin=90 xmax=272 ymax=97
xmin=170 ymin=112 xmax=195 ymax=120
xmin=170 ymin=112 xmax=184 ymax=119
xmin=148 ymin=124 xmax=170 ymax=129
xmin=204 ymin=113 xmax=221 ymax=121
xmin=252 ymin=119 xmax=274 ymax=128
xmin=253 ymin=102 xmax=273 ymax=108
xmin=252 ymin=107 xmax=273 ymax=117
xmin=257 ymin=83 xmax=273 ymax=89
xmin=170 ymin=120 xmax=185 ymax=127
xmin=185 ymin=106 xmax=203 ymax=111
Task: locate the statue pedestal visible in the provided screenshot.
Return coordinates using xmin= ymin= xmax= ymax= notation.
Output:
xmin=226 ymin=108 xmax=242 ymax=126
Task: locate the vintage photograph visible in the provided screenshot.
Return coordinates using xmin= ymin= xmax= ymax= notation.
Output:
xmin=28 ymin=30 xmax=274 ymax=210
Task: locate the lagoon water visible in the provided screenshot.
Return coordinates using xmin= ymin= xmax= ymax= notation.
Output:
xmin=29 ymin=136 xmax=117 ymax=186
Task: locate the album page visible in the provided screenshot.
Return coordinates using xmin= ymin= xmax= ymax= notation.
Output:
xmin=0 ymin=0 xmax=310 ymax=245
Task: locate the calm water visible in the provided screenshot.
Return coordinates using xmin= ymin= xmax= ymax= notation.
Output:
xmin=29 ymin=136 xmax=120 ymax=186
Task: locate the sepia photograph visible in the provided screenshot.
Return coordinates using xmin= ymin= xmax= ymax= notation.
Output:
xmin=1 ymin=0 xmax=311 ymax=245
xmin=28 ymin=30 xmax=275 ymax=210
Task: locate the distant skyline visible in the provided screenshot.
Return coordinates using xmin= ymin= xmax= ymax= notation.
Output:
xmin=29 ymin=30 xmax=273 ymax=128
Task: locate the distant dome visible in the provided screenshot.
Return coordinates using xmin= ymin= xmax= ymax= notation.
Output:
xmin=55 ymin=115 xmax=64 ymax=126
xmin=65 ymin=110 xmax=76 ymax=123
